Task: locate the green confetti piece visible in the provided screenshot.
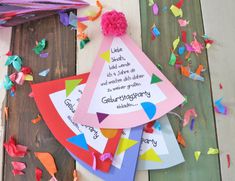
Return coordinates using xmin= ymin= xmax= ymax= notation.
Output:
xmin=3 ymin=76 xmax=14 ymax=90
xmin=157 ymin=64 xmax=163 ymax=70
xmin=169 ymin=52 xmax=176 ymax=66
xmin=80 ymin=37 xmax=90 ymax=49
xmin=5 ymin=55 xmax=22 ymax=71
xmin=33 ymin=38 xmax=47 ymax=55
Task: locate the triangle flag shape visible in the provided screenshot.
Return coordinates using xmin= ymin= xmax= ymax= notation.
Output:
xmin=194 ymin=151 xmax=201 ymax=161
xmin=67 ymin=133 xmax=89 ymax=151
xmin=65 ymin=79 xmax=82 ymax=97
xmin=117 ymin=138 xmax=138 ymax=155
xmin=73 ymin=35 xmax=184 ymax=128
xmin=96 ymin=112 xmax=109 ymax=123
xmin=100 ymin=50 xmax=110 ymax=63
xmin=139 ymin=148 xmax=162 ymax=162
xmin=151 ymin=74 xmax=162 ymax=84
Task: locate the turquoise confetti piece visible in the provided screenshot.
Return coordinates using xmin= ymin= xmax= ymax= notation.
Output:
xmin=3 ymin=76 xmax=14 ymax=90
xmin=5 ymin=55 xmax=22 ymax=71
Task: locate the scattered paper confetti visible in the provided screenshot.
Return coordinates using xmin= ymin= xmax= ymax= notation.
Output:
xmin=5 ymin=55 xmax=22 ymax=71
xmin=219 ymin=83 xmax=223 ymax=89
xmin=183 ymin=108 xmax=197 ymax=127
xmin=144 ymin=121 xmax=154 ymax=133
xmin=181 ymin=30 xmax=187 ymax=43
xmin=162 ymin=6 xmax=168 ymax=13
xmin=190 ymin=118 xmax=195 ymax=131
xmin=39 ymin=52 xmax=49 ymax=58
xmin=170 ymin=5 xmax=183 ymax=17
xmin=152 ymin=3 xmax=159 ymax=16
xmin=175 ymin=0 xmax=184 ymax=9
xmin=153 ymin=121 xmax=161 ymax=130
xmin=32 ymin=114 xmax=42 ymax=124
xmin=39 ymin=68 xmax=50 ymax=77
xmin=207 ymin=148 xmax=219 ymax=155
xmin=178 ymin=46 xmax=185 ymax=55
xmin=191 ymin=32 xmax=204 ymax=54
xmin=148 ymin=0 xmax=154 ymax=6
xmin=100 ymin=153 xmax=113 ymax=161
xmin=92 ymin=152 xmax=97 ymax=170
xmin=35 ymin=167 xmax=43 ymax=181
xmin=151 ymin=24 xmax=160 ymax=39
xmin=173 ymin=36 xmax=180 ymax=50
xmin=214 ymin=98 xmax=227 ymax=115
xmin=33 ymin=39 xmax=47 ymax=55
xmin=35 ymin=152 xmax=57 ymax=177
xmin=227 ymin=154 xmax=230 ymax=168
xmin=59 ymin=12 xmax=69 ymax=26
xmin=12 ymin=161 xmax=26 ymax=176
xmin=177 ymin=131 xmax=186 ymax=147
xmin=194 ymin=151 xmax=201 ymax=161
xmin=4 ymin=136 xmax=28 ymax=158
xmin=169 ymin=52 xmax=176 ymax=66
xmin=4 ymin=106 xmax=9 ymax=121
xmin=178 ymin=19 xmax=189 ymax=27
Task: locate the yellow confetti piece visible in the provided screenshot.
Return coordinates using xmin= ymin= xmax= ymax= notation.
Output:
xmin=207 ymin=148 xmax=219 ymax=155
xmin=170 ymin=5 xmax=183 ymax=17
xmin=194 ymin=151 xmax=201 ymax=161
xmin=173 ymin=36 xmax=180 ymax=50
xmin=24 ymin=74 xmax=33 ymax=81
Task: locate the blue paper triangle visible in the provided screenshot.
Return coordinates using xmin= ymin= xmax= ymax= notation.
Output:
xmin=67 ymin=134 xmax=88 ymax=151
xmin=141 ymin=102 xmax=157 ymax=120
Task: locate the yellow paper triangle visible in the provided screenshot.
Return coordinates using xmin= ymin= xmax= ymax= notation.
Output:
xmin=100 ymin=50 xmax=110 ymax=63
xmin=139 ymin=148 xmax=162 ymax=162
xmin=194 ymin=151 xmax=201 ymax=161
xmin=170 ymin=5 xmax=183 ymax=18
xmin=24 ymin=74 xmax=33 ymax=81
xmin=117 ymin=138 xmax=137 ymax=155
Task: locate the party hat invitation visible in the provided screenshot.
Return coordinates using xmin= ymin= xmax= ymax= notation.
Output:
xmin=31 ymin=73 xmax=122 ymax=172
xmin=73 ymin=34 xmax=184 ymax=128
xmin=138 ymin=115 xmax=184 ymax=170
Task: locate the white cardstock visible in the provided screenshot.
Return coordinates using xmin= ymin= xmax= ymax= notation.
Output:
xmin=49 ymin=84 xmax=108 ymax=154
xmin=139 ymin=129 xmax=169 ymax=156
xmin=112 ymin=129 xmax=131 ymax=169
xmin=88 ymin=37 xmax=166 ymax=114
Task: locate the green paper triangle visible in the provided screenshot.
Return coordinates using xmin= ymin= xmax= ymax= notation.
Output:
xmin=65 ymin=79 xmax=82 ymax=97
xmin=151 ymin=74 xmax=162 ymax=84
xmin=100 ymin=50 xmax=110 ymax=63
xmin=117 ymin=138 xmax=138 ymax=155
xmin=139 ymin=148 xmax=162 ymax=162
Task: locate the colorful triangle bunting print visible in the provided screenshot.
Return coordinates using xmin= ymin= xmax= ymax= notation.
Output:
xmin=73 ymin=35 xmax=184 ymax=128
xmin=194 ymin=151 xmax=201 ymax=161
xmin=100 ymin=50 xmax=110 ymax=63
xmin=139 ymin=148 xmax=162 ymax=162
xmin=96 ymin=112 xmax=109 ymax=123
xmin=117 ymin=138 xmax=138 ymax=155
xmin=65 ymin=79 xmax=82 ymax=97
xmin=141 ymin=102 xmax=156 ymax=120
xmin=67 ymin=133 xmax=88 ymax=151
xmin=151 ymin=74 xmax=162 ymax=84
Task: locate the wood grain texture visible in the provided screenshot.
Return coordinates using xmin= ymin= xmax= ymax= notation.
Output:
xmin=3 ymin=14 xmax=76 ymax=181
xmin=76 ymin=0 xmax=148 ymax=180
xmin=200 ymin=0 xmax=235 ymax=180
xmin=0 ymin=27 xmax=12 ymax=181
xmin=139 ymin=0 xmax=221 ymax=180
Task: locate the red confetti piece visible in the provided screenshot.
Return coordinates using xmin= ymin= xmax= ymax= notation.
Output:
xmin=227 ymin=154 xmax=231 ymax=168
xmin=181 ymin=31 xmax=187 ymax=43
xmin=5 ymin=51 xmax=12 ymax=56
xmin=3 ymin=136 xmax=27 ymax=158
xmin=11 ymin=161 xmax=26 ymax=176
xmin=219 ymin=83 xmax=223 ymax=89
xmin=12 ymin=169 xmax=24 ymax=176
xmin=35 ymin=167 xmax=43 ymax=181
xmin=144 ymin=121 xmax=155 ymax=133
xmin=175 ymin=0 xmax=184 ymax=9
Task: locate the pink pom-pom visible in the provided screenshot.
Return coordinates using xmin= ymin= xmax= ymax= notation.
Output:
xmin=101 ymin=10 xmax=127 ymax=36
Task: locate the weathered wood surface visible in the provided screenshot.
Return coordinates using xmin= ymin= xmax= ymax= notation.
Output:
xmin=3 ymin=15 xmax=76 ymax=181
xmin=76 ymin=0 xmax=148 ymax=180
xmin=139 ymin=0 xmax=221 ymax=180
xmin=0 ymin=27 xmax=12 ymax=181
xmin=201 ymin=0 xmax=235 ymax=180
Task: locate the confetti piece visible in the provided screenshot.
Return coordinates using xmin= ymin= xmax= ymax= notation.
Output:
xmin=152 ymin=3 xmax=159 ymax=15
xmin=144 ymin=121 xmax=154 ymax=133
xmin=151 ymin=24 xmax=160 ymax=39
xmin=178 ymin=46 xmax=185 ymax=55
xmin=4 ymin=107 xmax=9 ymax=121
xmin=4 ymin=136 xmax=27 ymax=158
xmin=35 ymin=168 xmax=43 ymax=181
xmin=194 ymin=151 xmax=201 ymax=161
xmin=59 ymin=12 xmax=69 ymax=26
xmin=183 ymin=108 xmax=197 ymax=127
xmin=5 ymin=55 xmax=22 ymax=71
xmin=39 ymin=68 xmax=50 ymax=77
xmin=12 ymin=169 xmax=24 ymax=176
xmin=227 ymin=154 xmax=230 ymax=168
xmin=207 ymin=148 xmax=219 ymax=155
xmin=73 ymin=170 xmax=79 ymax=181
xmin=33 ymin=39 xmax=47 ymax=55
xmin=32 ymin=114 xmax=42 ymax=124
xmin=181 ymin=31 xmax=187 ymax=43
xmin=175 ymin=0 xmax=184 ymax=9
xmin=190 ymin=118 xmax=195 ymax=131
xmin=185 ymin=43 xmax=194 ymax=52
xmin=12 ymin=161 xmax=26 ymax=175
xmin=177 ymin=131 xmax=186 ymax=147
xmin=153 ymin=121 xmax=161 ymax=130
xmin=169 ymin=52 xmax=176 ymax=66
xmin=205 ymin=39 xmax=214 ymax=49
xmin=148 ymin=0 xmax=154 ymax=6
xmin=80 ymin=37 xmax=90 ymax=49
xmin=34 ymin=152 xmax=57 ymax=177
xmin=6 ymin=51 xmax=12 ymax=56
xmin=141 ymin=102 xmax=157 ymax=120
xmin=173 ymin=36 xmax=180 ymax=50
xmin=178 ymin=19 xmax=189 ymax=27
xmin=92 ymin=152 xmax=97 ymax=170
xmin=100 ymin=153 xmax=113 ymax=161
xmin=170 ymin=5 xmax=183 ymax=17
xmin=162 ymin=6 xmax=168 ymax=13
xmin=39 ymin=52 xmax=49 ymax=58
xmin=214 ymin=98 xmax=227 ymax=115
xmin=157 ymin=64 xmax=163 ymax=70
xmin=28 ymin=91 xmax=34 ymax=98
xmin=191 ymin=32 xmax=203 ymax=54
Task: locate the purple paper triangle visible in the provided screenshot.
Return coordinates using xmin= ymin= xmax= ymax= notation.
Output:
xmin=96 ymin=112 xmax=109 ymax=123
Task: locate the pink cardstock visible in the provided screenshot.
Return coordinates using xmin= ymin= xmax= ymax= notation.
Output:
xmin=73 ymin=35 xmax=184 ymax=128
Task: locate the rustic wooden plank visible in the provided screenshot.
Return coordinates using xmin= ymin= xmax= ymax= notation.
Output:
xmin=200 ymin=0 xmax=235 ymax=180
xmin=0 ymin=27 xmax=12 ymax=181
xmin=3 ymin=14 xmax=76 ymax=181
xmin=139 ymin=0 xmax=221 ymax=180
xmin=76 ymin=1 xmax=148 ymax=180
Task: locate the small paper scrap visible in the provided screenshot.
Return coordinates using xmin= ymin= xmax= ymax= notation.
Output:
xmin=152 ymin=3 xmax=159 ymax=15
xmin=35 ymin=168 xmax=43 ymax=181
xmin=177 ymin=131 xmax=186 ymax=147
xmin=194 ymin=151 xmax=201 ymax=161
xmin=39 ymin=52 xmax=49 ymax=58
xmin=33 ymin=39 xmax=47 ymax=55
xmin=173 ymin=36 xmax=180 ymax=50
xmin=39 ymin=69 xmax=50 ymax=77
xmin=12 ymin=161 xmax=26 ymax=176
xmin=170 ymin=5 xmax=183 ymax=17
xmin=227 ymin=154 xmax=230 ymax=168
xmin=151 ymin=24 xmax=160 ymax=39
xmin=4 ymin=136 xmax=27 ymax=158
xmin=5 ymin=55 xmax=23 ymax=71
xmin=183 ymin=108 xmax=197 ymax=127
xmin=207 ymin=148 xmax=219 ymax=155
xmin=32 ymin=114 xmax=42 ymax=124
xmin=214 ymin=98 xmax=227 ymax=115
xmin=178 ymin=19 xmax=189 ymax=27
